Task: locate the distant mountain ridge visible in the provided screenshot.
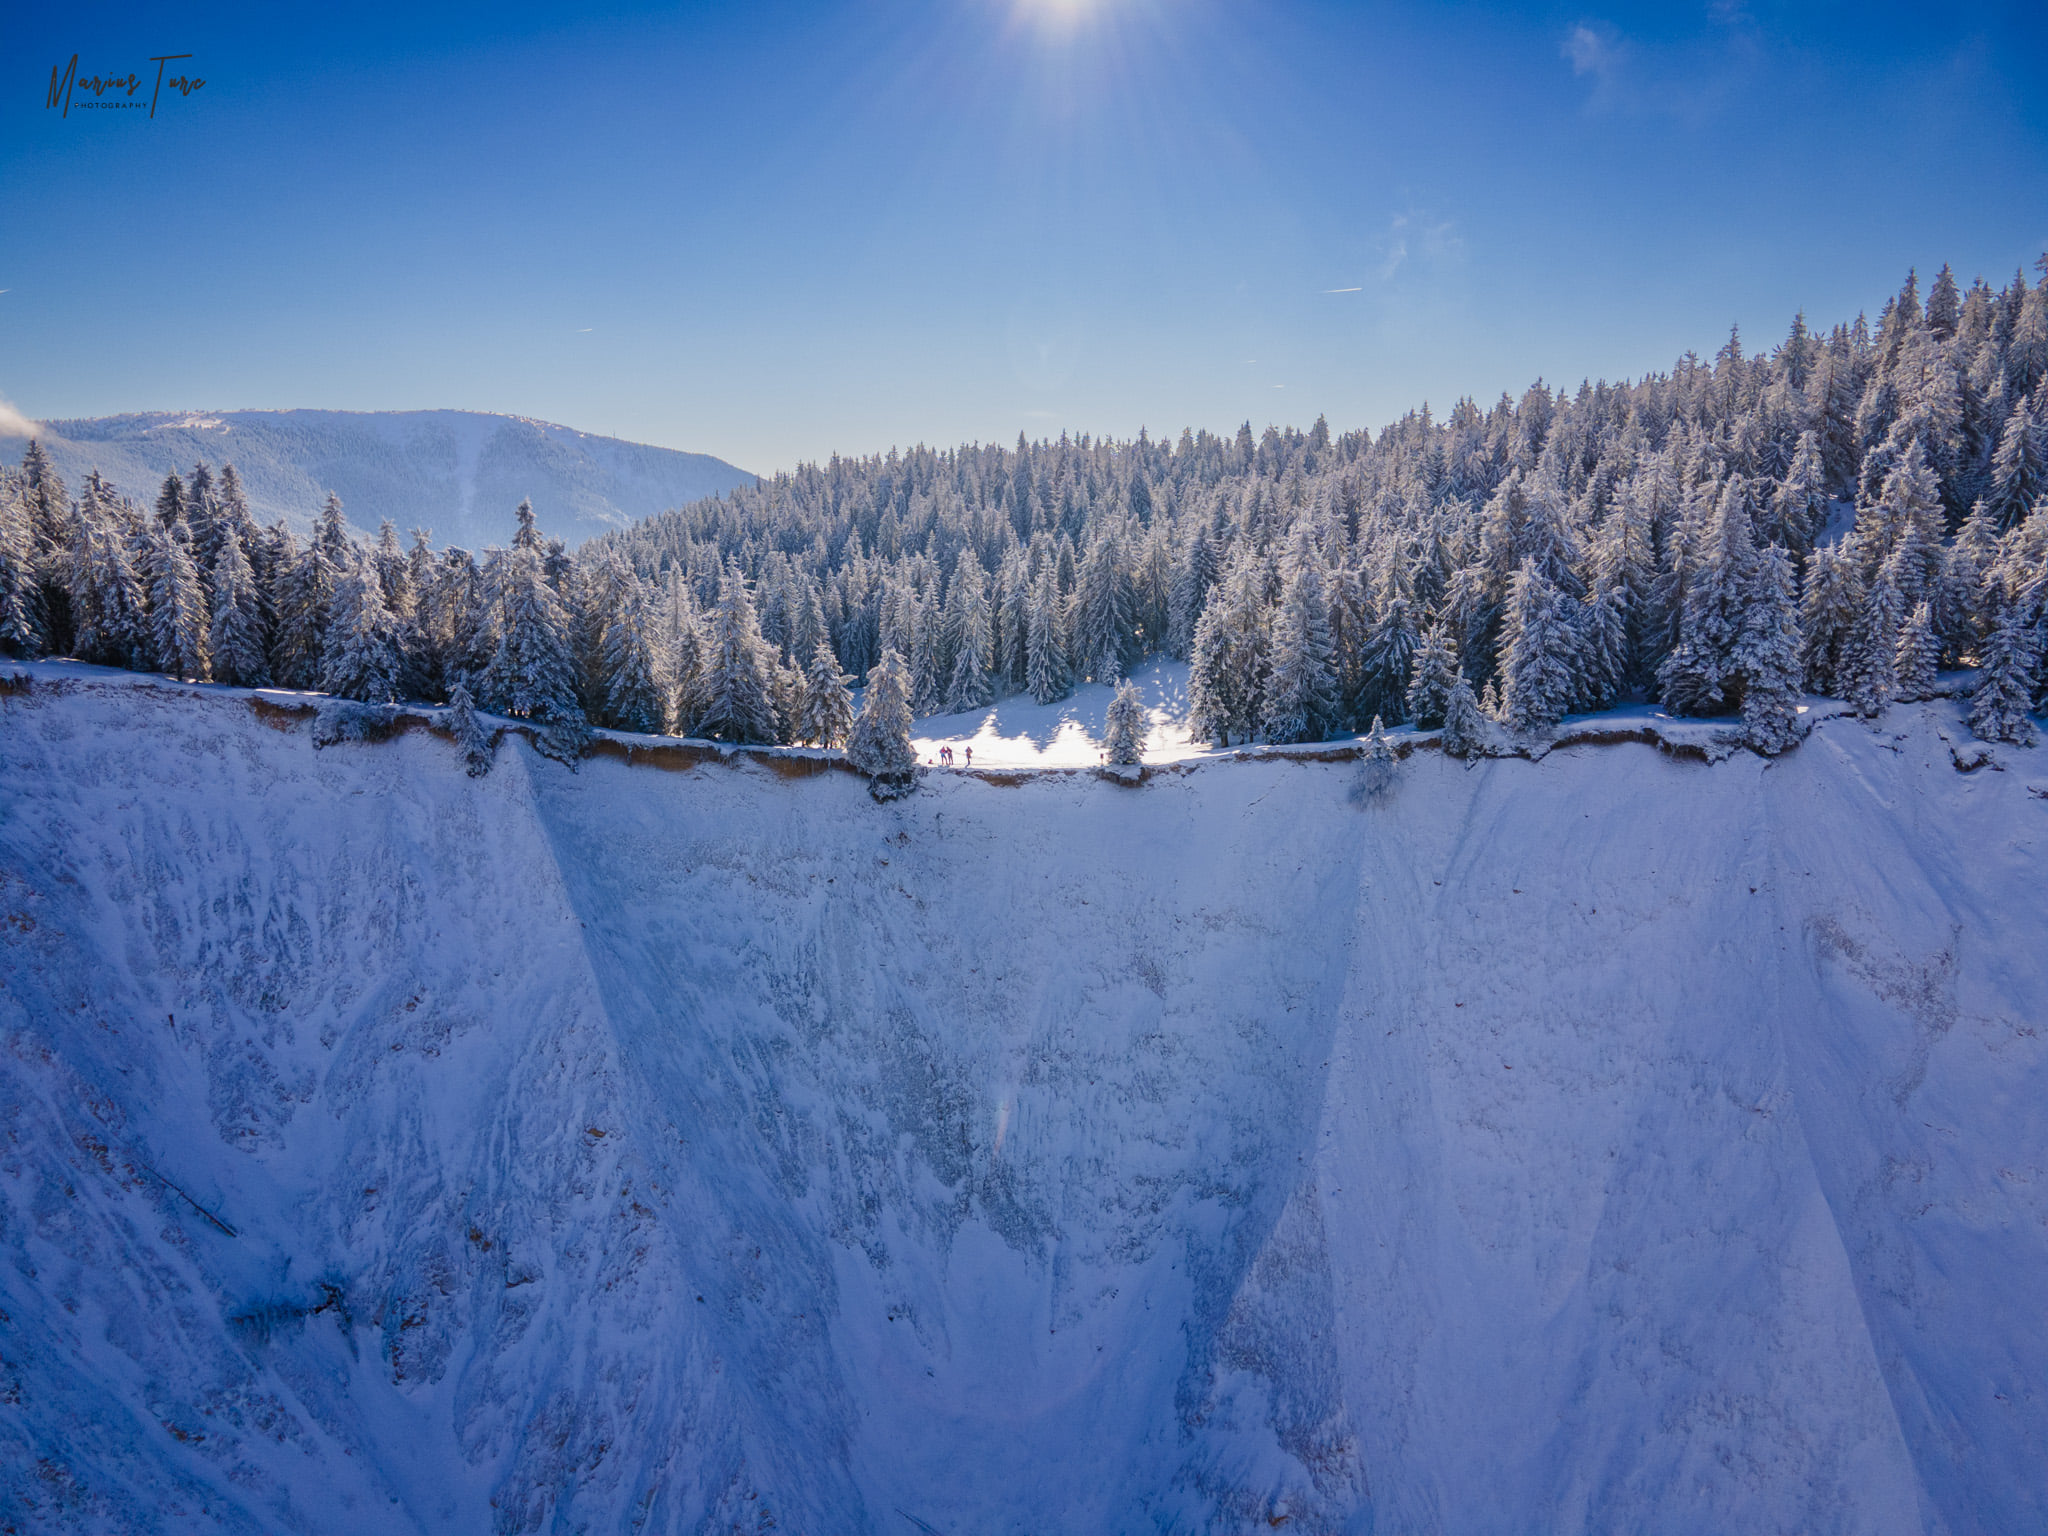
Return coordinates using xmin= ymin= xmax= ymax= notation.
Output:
xmin=0 ymin=408 xmax=754 ymax=549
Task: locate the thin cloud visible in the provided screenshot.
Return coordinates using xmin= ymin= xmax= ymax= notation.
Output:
xmin=1564 ymin=23 xmax=1624 ymax=87
xmin=0 ymin=395 xmax=37 ymax=438
xmin=1374 ymin=211 xmax=1463 ymax=282
xmin=1322 ymin=286 xmax=1363 ymax=293
xmin=1561 ymin=17 xmax=1754 ymax=121
xmin=576 ymin=327 xmax=593 ymax=333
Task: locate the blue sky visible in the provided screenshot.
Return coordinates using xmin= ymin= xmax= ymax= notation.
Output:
xmin=2 ymin=0 xmax=2044 ymax=474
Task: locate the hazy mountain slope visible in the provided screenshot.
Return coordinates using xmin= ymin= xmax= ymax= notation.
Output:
xmin=1 ymin=668 xmax=2043 ymax=1535
xmin=1 ymin=410 xmax=753 ymax=548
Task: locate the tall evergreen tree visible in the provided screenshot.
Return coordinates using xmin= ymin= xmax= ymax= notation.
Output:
xmin=1658 ymin=476 xmax=1761 ymax=715
xmin=0 ymin=479 xmax=44 ymax=657
xmin=141 ymin=519 xmax=211 ymax=681
xmin=65 ymin=478 xmax=148 ymax=670
xmin=1733 ymin=544 xmax=1804 ymax=753
xmin=19 ymin=441 xmax=72 ymax=653
xmin=1766 ymin=430 xmax=1830 ymax=554
xmin=1839 ymin=565 xmax=1904 ymax=718
xmin=1166 ymin=522 xmax=1218 ymax=659
xmin=1403 ymin=619 xmax=1461 ymax=728
xmin=1893 ymin=600 xmax=1942 ymax=701
xmin=1187 ymin=549 xmax=1268 ymax=746
xmin=321 ymin=563 xmax=401 ymax=703
xmin=1986 ymin=388 xmax=2047 ymax=530
xmin=797 ymin=636 xmax=856 ymax=748
xmin=1071 ymin=524 xmax=1135 ymax=682
xmin=1262 ymin=554 xmax=1339 ymax=743
xmin=1497 ymin=558 xmax=1575 ymax=733
xmin=1968 ymin=601 xmax=2039 ymax=745
xmin=1102 ymin=679 xmax=1147 ymax=765
xmin=206 ymin=532 xmax=269 ymax=687
xmin=446 ymin=678 xmax=497 ymax=776
xmin=847 ymin=647 xmax=917 ymax=779
xmin=1799 ymin=543 xmax=1865 ymax=695
xmin=694 ymin=564 xmax=780 ymax=744
xmin=269 ymin=538 xmax=332 ymax=690
xmin=1026 ymin=565 xmax=1070 ymax=705
xmin=482 ymin=543 xmax=584 ymax=731
xmin=601 ymin=578 xmax=671 ymax=735
xmin=944 ymin=549 xmax=995 ymax=712
xmin=1439 ymin=670 xmax=1486 ymax=758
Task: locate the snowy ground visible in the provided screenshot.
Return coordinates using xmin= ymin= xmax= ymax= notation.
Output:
xmin=2 ymin=663 xmax=2044 ymax=1535
xmin=910 ymin=658 xmax=1206 ymax=768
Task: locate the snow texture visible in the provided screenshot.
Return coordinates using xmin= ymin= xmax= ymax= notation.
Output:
xmin=1 ymin=663 xmax=2044 ymax=1535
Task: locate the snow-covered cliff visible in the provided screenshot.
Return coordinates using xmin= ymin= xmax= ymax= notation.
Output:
xmin=2 ymin=669 xmax=2043 ymax=1535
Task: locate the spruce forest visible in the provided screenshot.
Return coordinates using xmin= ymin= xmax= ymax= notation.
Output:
xmin=5 ymin=261 xmax=2048 ymax=760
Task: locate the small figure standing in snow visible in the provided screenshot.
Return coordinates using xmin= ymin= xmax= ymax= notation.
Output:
xmin=964 ymin=746 xmax=973 ymax=768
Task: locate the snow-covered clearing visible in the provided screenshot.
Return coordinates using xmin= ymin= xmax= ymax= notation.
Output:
xmin=2 ymin=664 xmax=2044 ymax=1534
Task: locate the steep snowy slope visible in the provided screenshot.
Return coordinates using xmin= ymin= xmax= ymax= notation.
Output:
xmin=1 ymin=670 xmax=2043 ymax=1535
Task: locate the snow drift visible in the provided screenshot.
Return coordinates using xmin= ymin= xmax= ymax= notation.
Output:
xmin=1 ymin=669 xmax=2044 ymax=1535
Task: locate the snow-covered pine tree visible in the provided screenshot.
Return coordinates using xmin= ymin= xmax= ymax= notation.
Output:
xmin=1733 ymin=544 xmax=1804 ymax=753
xmin=944 ymin=550 xmax=995 ymax=712
xmin=269 ymin=539 xmax=333 ymax=691
xmin=997 ymin=545 xmax=1032 ymax=694
xmin=1071 ymin=523 xmax=1134 ymax=683
xmin=1166 ymin=522 xmax=1218 ymax=659
xmin=694 ymin=564 xmax=780 ymax=744
xmin=372 ymin=520 xmax=412 ymax=616
xmin=1358 ymin=555 xmax=1420 ymax=726
xmin=1026 ymin=565 xmax=1070 ymax=705
xmin=65 ymin=479 xmax=149 ymax=670
xmin=846 ymin=647 xmax=917 ymax=780
xmin=446 ymin=678 xmax=497 ymax=776
xmin=1798 ymin=544 xmax=1863 ymax=695
xmin=1765 ymin=430 xmax=1830 ymax=554
xmin=910 ymin=582 xmax=949 ymax=714
xmin=1403 ymin=619 xmax=1460 ymax=728
xmin=1352 ymin=715 xmax=1398 ymax=803
xmin=314 ymin=492 xmax=354 ymax=565
xmin=206 ymin=533 xmax=269 ymax=687
xmin=1187 ymin=548 xmax=1268 ymax=746
xmin=321 ymin=562 xmax=400 ymax=703
xmin=798 ymin=636 xmax=855 ymax=748
xmin=1872 ymin=441 xmax=1946 ymax=606
xmin=1585 ymin=491 xmax=1654 ymax=693
xmin=0 ymin=478 xmax=44 ymax=657
xmin=1102 ymin=679 xmax=1147 ymax=765
xmin=1968 ymin=600 xmax=2039 ymax=745
xmin=1840 ymin=565 xmax=1904 ymax=718
xmin=1262 ymin=553 xmax=1339 ymax=743
xmin=482 ymin=542 xmax=585 ymax=733
xmin=153 ymin=472 xmax=187 ymax=532
xmin=1657 ymin=476 xmax=1759 ymax=715
xmin=1986 ymin=387 xmax=2046 ymax=530
xmin=216 ymin=461 xmax=252 ymax=554
xmin=601 ymin=579 xmax=670 ymax=735
xmin=1439 ymin=670 xmax=1486 ymax=758
xmin=18 ymin=442 xmax=71 ymax=653
xmin=665 ymin=566 xmax=710 ymax=733
xmin=512 ymin=497 xmax=542 ymax=551
xmin=1497 ymin=557 xmax=1575 ymax=733
xmin=572 ymin=553 xmax=631 ymax=717
xmin=142 ymin=518 xmax=211 ymax=681
xmin=1893 ymin=601 xmax=1943 ymax=702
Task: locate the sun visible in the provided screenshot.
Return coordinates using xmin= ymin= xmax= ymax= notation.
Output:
xmin=1014 ymin=0 xmax=1105 ymax=34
